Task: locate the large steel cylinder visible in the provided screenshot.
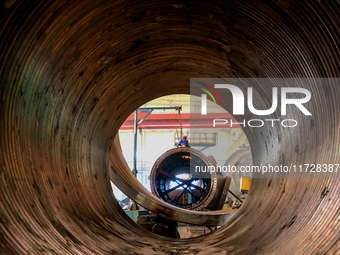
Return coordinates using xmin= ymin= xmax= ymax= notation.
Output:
xmin=1 ymin=1 xmax=339 ymax=254
xmin=149 ymin=147 xmax=221 ymax=210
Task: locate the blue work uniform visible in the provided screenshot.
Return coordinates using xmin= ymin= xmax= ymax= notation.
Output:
xmin=177 ymin=138 xmax=189 ymax=147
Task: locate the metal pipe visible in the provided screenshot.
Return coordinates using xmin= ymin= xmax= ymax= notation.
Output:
xmin=132 ymin=109 xmax=138 ymax=210
xmin=228 ymin=189 xmax=243 ymax=204
xmin=133 ymin=109 xmax=138 ymax=177
xmin=138 ymin=106 xmax=181 ymax=111
xmin=1 ymin=1 xmax=339 ymax=254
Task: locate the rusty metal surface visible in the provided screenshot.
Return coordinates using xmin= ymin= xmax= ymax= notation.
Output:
xmin=210 ymin=176 xmax=232 ymax=211
xmin=0 ymin=0 xmax=340 ymax=254
xmin=110 ymin=136 xmax=235 ymax=225
xmin=149 ymin=147 xmax=218 ymax=211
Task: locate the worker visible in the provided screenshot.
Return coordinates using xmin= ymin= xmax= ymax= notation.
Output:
xmin=177 ymin=135 xmax=189 ymax=147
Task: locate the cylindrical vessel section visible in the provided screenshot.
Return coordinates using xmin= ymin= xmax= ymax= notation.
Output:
xmin=150 ymin=147 xmax=218 ymax=210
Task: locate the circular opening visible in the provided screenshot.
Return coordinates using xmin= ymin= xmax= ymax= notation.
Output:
xmin=111 ymin=94 xmax=253 ymax=238
xmin=150 ymin=148 xmax=215 ymax=210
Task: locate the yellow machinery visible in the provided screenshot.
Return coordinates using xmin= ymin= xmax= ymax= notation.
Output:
xmin=240 ymin=176 xmax=251 ymax=193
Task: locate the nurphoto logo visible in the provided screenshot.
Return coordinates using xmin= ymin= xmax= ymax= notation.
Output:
xmin=199 ymin=82 xmax=312 ymax=128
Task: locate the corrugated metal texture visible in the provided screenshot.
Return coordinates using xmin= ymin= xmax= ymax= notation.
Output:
xmin=0 ymin=0 xmax=339 ymax=254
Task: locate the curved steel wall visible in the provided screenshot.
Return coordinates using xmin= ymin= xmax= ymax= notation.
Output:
xmin=0 ymin=1 xmax=339 ymax=254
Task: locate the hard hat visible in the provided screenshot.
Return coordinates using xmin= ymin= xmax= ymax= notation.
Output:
xmin=183 ymin=135 xmax=188 ymax=139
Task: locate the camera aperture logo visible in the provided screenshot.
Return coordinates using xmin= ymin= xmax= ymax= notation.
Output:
xmin=198 ymin=82 xmax=223 ymax=114
xmin=200 ymin=84 xmax=312 ymax=128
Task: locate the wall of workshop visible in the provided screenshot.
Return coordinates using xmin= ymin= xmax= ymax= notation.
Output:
xmin=114 ymin=128 xmax=248 ymax=200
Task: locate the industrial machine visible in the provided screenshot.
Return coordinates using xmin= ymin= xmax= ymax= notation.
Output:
xmin=136 ymin=147 xmax=232 ymax=237
xmin=149 ymin=147 xmax=231 ymax=211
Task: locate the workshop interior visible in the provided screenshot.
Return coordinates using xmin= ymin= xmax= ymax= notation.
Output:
xmin=0 ymin=1 xmax=339 ymax=254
